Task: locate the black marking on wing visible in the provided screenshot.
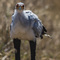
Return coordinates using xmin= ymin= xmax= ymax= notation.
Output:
xmin=40 ymin=26 xmax=47 ymax=39
xmin=32 ymin=20 xmax=39 ymax=37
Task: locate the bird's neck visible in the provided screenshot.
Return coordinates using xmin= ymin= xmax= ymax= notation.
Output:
xmin=15 ymin=9 xmax=24 ymax=15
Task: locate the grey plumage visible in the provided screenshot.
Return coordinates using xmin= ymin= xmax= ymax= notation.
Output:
xmin=10 ymin=2 xmax=47 ymax=41
xmin=10 ymin=2 xmax=50 ymax=60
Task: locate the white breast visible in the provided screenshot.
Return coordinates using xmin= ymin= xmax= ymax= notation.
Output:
xmin=10 ymin=21 xmax=35 ymax=40
xmin=10 ymin=10 xmax=36 ymax=40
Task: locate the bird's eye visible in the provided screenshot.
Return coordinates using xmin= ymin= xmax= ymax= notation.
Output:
xmin=22 ymin=5 xmax=24 ymax=7
xmin=16 ymin=4 xmax=19 ymax=8
xmin=21 ymin=5 xmax=24 ymax=9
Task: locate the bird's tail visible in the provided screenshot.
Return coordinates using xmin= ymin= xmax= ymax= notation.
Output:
xmin=40 ymin=26 xmax=52 ymax=39
xmin=44 ymin=34 xmax=52 ymax=39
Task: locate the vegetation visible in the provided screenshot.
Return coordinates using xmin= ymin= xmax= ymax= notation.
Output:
xmin=0 ymin=0 xmax=60 ymax=60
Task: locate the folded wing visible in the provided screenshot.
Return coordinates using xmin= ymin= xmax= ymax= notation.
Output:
xmin=26 ymin=10 xmax=47 ymax=39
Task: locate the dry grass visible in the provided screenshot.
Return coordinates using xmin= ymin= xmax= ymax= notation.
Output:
xmin=0 ymin=0 xmax=60 ymax=60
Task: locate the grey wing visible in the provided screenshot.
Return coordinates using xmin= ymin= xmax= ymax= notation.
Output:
xmin=10 ymin=15 xmax=14 ymax=31
xmin=28 ymin=12 xmax=47 ymax=38
xmin=32 ymin=18 xmax=43 ymax=37
xmin=33 ymin=18 xmax=47 ymax=39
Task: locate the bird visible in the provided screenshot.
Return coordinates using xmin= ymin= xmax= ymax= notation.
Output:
xmin=10 ymin=2 xmax=47 ymax=60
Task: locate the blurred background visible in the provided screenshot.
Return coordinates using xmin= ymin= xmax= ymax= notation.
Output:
xmin=0 ymin=0 xmax=60 ymax=60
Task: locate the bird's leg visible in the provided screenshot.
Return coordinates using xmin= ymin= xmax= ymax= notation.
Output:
xmin=29 ymin=40 xmax=36 ymax=60
xmin=13 ymin=38 xmax=21 ymax=60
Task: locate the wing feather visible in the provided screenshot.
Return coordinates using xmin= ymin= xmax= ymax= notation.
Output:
xmin=25 ymin=10 xmax=47 ymax=38
xmin=25 ymin=10 xmax=43 ymax=37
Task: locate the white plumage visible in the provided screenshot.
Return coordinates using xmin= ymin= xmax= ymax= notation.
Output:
xmin=10 ymin=2 xmax=47 ymax=41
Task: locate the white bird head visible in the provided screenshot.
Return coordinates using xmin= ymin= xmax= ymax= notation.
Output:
xmin=15 ymin=2 xmax=24 ymax=13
